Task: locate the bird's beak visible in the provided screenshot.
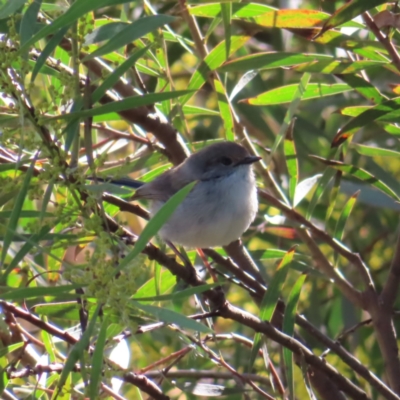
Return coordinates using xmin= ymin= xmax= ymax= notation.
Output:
xmin=234 ymin=155 xmax=262 ymax=167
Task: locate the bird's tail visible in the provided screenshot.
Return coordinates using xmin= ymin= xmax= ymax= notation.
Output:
xmin=87 ymin=176 xmax=144 ymax=188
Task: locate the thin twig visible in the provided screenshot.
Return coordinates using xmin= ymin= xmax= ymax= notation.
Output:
xmin=381 ymin=226 xmax=400 ymax=309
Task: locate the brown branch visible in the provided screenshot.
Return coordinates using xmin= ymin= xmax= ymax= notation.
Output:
xmin=219 ymin=303 xmax=370 ymax=400
xmin=8 ymin=363 xmax=170 ymax=400
xmin=296 ymin=228 xmax=363 ymax=308
xmin=363 ymin=12 xmax=400 ymax=73
xmin=296 ymin=316 xmax=400 ymax=400
xmin=381 ymin=227 xmax=400 ymax=309
xmin=259 ymin=189 xmax=374 ymax=295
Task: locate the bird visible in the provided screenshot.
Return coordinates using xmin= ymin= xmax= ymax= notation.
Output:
xmin=101 ymin=141 xmax=261 ymax=248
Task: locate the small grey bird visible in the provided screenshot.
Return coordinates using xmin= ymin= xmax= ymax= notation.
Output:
xmin=130 ymin=141 xmax=261 ymax=248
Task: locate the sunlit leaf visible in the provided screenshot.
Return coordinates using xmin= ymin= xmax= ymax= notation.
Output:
xmin=311 ymin=155 xmax=400 ymax=201
xmin=242 ymin=83 xmax=351 ymax=105
xmin=84 ymin=15 xmax=176 ymax=60
xmin=283 ymin=273 xmax=307 ymax=400
xmin=249 ymin=247 xmax=296 ymax=369
xmin=320 ymin=0 xmax=388 ymax=34
xmin=133 ymin=303 xmax=213 ymax=333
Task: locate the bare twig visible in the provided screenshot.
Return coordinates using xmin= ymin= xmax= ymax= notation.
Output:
xmin=258 ymin=189 xmax=374 ymax=294
xmin=381 ymin=226 xmax=400 ymax=309
xmin=363 ymin=11 xmax=400 ymax=73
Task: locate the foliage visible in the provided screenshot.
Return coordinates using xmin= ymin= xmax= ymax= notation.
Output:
xmin=0 ymin=0 xmax=400 ymax=399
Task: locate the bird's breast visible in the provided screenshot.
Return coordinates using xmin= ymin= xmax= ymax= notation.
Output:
xmin=150 ymin=168 xmax=258 ymax=248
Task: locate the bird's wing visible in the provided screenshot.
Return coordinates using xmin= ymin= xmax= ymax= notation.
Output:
xmin=133 ymin=168 xmax=194 ymax=202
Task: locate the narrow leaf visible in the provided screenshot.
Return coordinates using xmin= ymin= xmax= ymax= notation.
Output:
xmin=221 ymin=2 xmax=231 ymax=59
xmin=320 ymin=0 xmax=387 ymax=34
xmin=220 ymin=52 xmax=332 ymax=73
xmin=182 ymin=35 xmax=250 ymax=105
xmin=133 ymin=303 xmax=213 ymax=333
xmin=0 ymin=0 xmax=26 ymax=19
xmin=270 ymin=73 xmax=311 ymax=159
xmin=114 ymin=181 xmax=196 ymax=276
xmin=352 ymin=143 xmax=400 ymax=158
xmin=89 ymin=317 xmax=108 ymax=400
xmin=249 ymin=247 xmax=296 ymax=369
xmin=214 ymin=79 xmax=234 ymax=141
xmin=1 ymin=284 xmax=85 ymax=300
xmin=91 ymin=45 xmax=150 ymax=104
xmin=132 ymin=283 xmax=219 ymax=302
xmin=1 ymin=159 xmax=35 ymax=266
xmin=19 ymin=0 xmax=133 ymax=52
xmin=84 ymin=15 xmax=176 ymax=60
xmin=20 ymin=0 xmax=42 ymax=49
xmin=50 ymin=90 xmax=194 ymax=122
xmin=334 ymin=192 xmax=359 ymax=241
xmin=242 ymin=83 xmax=351 ymax=105
xmin=311 ymin=155 xmax=400 ymax=201
xmin=284 ymin=119 xmax=298 ymax=204
xmin=283 ymin=274 xmax=307 ymax=400
xmin=31 ymin=26 xmax=69 ymax=83
xmin=332 ymin=97 xmax=400 ymax=147
xmin=294 ymin=174 xmax=322 ymax=207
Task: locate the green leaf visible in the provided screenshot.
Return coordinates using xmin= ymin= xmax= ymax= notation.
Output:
xmin=133 ymin=303 xmax=213 ymax=333
xmin=0 ymin=0 xmax=26 ymax=19
xmin=221 ymin=2 xmax=231 ymax=59
xmin=1 ymin=158 xmax=35 ymax=266
xmin=293 ymin=59 xmax=384 ymax=74
xmin=19 ymin=0 xmax=133 ymax=53
xmin=334 ymin=191 xmax=359 ymax=241
xmin=352 ymin=143 xmax=400 ymax=158
xmin=20 ymin=0 xmax=42 ymax=49
xmin=332 ymin=97 xmax=400 ymax=147
xmin=219 ymin=52 xmax=332 ymax=73
xmin=183 ymin=105 xmax=219 ymax=116
xmin=283 ymin=274 xmax=307 ymax=400
xmin=214 ymin=79 xmax=234 ymax=140
xmin=84 ymin=21 xmax=129 ymax=44
xmin=320 ymin=0 xmax=388 ymax=34
xmin=242 ymin=83 xmax=351 ymax=105
xmin=249 ymin=247 xmax=296 ymax=369
xmin=1 ymin=284 xmax=85 ymax=300
xmin=56 ymin=305 xmax=101 ymax=397
xmin=1 ymin=225 xmax=52 ymax=282
xmin=181 ymin=35 xmax=250 ymax=105
xmin=84 ymin=15 xmax=176 ymax=60
xmin=190 ymin=5 xmax=363 ymax=28
xmin=311 ymin=156 xmax=400 ymax=201
xmin=134 ymin=269 xmax=177 ymax=299
xmin=114 ymin=181 xmax=196 ymax=276
xmin=270 ymin=73 xmax=311 ymax=160
xmin=0 ymin=342 xmax=24 ymax=358
xmin=189 ymin=3 xmax=276 ymax=19
xmin=132 ymin=283 xmax=220 ymax=302
xmin=0 ymin=210 xmax=53 ymax=218
xmin=89 ymin=316 xmax=108 ymax=400
xmin=91 ymin=45 xmax=150 ymax=104
xmin=284 ymin=120 xmax=298 ymax=204
xmin=294 ymin=174 xmax=322 ymax=207
xmin=49 ymin=90 xmax=194 ymax=122
xmin=336 ymin=74 xmax=386 ymax=104
xmin=31 ymin=26 xmax=69 ymax=83
xmin=252 ymin=9 xmax=364 ymax=29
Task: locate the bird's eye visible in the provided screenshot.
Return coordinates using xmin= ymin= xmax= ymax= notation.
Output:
xmin=219 ymin=156 xmax=232 ymax=166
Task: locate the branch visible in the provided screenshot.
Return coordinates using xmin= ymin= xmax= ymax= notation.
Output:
xmin=363 ymin=12 xmax=400 ymax=73
xmin=381 ymin=226 xmax=400 ymax=308
xmin=8 ymin=364 xmax=170 ymax=400
xmin=296 ymin=316 xmax=400 ymax=400
xmin=259 ymin=189 xmax=374 ymax=295
xmin=219 ymin=303 xmax=370 ymax=400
